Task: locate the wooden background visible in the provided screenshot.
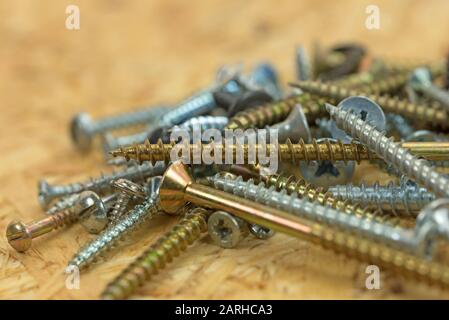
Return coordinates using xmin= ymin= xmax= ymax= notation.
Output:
xmin=1 ymin=0 xmax=449 ymax=299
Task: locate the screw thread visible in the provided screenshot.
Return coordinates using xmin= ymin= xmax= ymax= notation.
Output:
xmin=261 ymin=174 xmax=389 ymax=222
xmin=111 ymin=138 xmax=375 ymax=165
xmin=328 ymin=180 xmax=436 ymax=216
xmin=50 ymin=207 xmax=80 ymax=229
xmin=226 ymin=94 xmax=328 ymax=130
xmin=101 ymin=207 xmax=209 ymax=300
xmin=68 ymin=196 xmax=161 ymax=270
xmin=46 ymin=194 xmax=80 ymax=215
xmin=210 ymin=175 xmax=418 ymax=252
xmin=161 ymin=92 xmax=216 ymax=126
xmin=293 ymin=81 xmax=449 ymax=129
xmin=328 ymin=104 xmax=449 ymax=198
xmin=356 ymin=72 xmax=409 ymax=94
xmin=108 ymin=192 xmax=132 ymax=224
xmin=177 ymin=116 xmax=229 ymax=132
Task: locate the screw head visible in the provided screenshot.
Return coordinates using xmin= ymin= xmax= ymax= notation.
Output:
xmin=329 ymin=96 xmax=386 ymax=142
xmin=405 ymin=130 xmax=439 ymax=142
xmin=409 ymin=68 xmax=433 ymax=91
xmin=249 ymin=224 xmax=275 ymax=239
xmin=76 ymin=191 xmax=108 ymax=234
xmin=274 ymin=103 xmax=311 ymax=142
xmin=70 ymin=112 xmax=94 ymax=152
xmin=37 ymin=179 xmax=52 ymax=209
xmin=6 ymin=220 xmax=32 ymax=252
xmin=159 ymin=161 xmax=193 ymax=214
xmin=208 ymin=211 xmax=247 ymax=248
xmin=112 ymin=179 xmax=146 ymax=199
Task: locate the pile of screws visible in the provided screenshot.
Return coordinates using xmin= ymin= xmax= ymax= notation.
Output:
xmin=6 ymin=43 xmax=449 ymax=299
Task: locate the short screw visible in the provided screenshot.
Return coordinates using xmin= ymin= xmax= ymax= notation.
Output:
xmin=409 ymin=67 xmax=449 ymax=112
xmin=326 ymin=100 xmax=449 ymax=198
xmin=68 ymin=177 xmax=170 ymax=271
xmin=6 ymin=191 xmax=108 ymax=252
xmin=208 ymin=210 xmax=248 ymax=248
xmin=291 ymin=80 xmax=449 ymax=129
xmin=109 ymin=179 xmax=146 ymax=223
xmin=328 ymin=179 xmax=436 ymax=216
xmin=101 ymin=207 xmax=210 ymax=300
xmin=70 ymin=106 xmax=169 ymax=153
xmin=38 ymin=161 xmax=166 ymax=209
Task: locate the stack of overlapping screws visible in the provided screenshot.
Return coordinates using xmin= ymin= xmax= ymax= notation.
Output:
xmin=5 ymin=42 xmax=449 ymax=299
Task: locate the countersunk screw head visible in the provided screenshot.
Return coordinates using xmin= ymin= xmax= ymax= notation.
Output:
xmin=70 ymin=112 xmax=94 ymax=152
xmin=409 ymin=68 xmax=433 ymax=90
xmin=6 ymin=220 xmax=32 ymax=252
xmin=77 ymin=191 xmax=108 ymax=234
xmin=329 ymin=96 xmax=386 ymax=142
xmin=159 ymin=161 xmax=193 ymax=214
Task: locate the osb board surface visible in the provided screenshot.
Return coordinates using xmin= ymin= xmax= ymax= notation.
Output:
xmin=1 ymin=0 xmax=449 ymax=300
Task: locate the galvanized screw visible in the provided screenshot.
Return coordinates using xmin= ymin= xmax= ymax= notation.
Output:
xmin=207 ymin=211 xmax=248 ymax=248
xmin=68 ymin=177 xmax=165 ymax=271
xmin=6 ymin=191 xmax=108 ymax=252
xmin=326 ymin=99 xmax=449 ymax=198
xmin=109 ymin=179 xmax=146 ymax=223
xmin=209 ymin=174 xmax=428 ymax=256
xmin=295 ymin=45 xmax=311 ymax=81
xmin=327 ymin=178 xmax=435 ymax=216
xmin=70 ymin=106 xmax=169 ymax=153
xmin=38 ymin=161 xmax=166 ymax=209
xmin=385 ymin=113 xmax=445 ymax=142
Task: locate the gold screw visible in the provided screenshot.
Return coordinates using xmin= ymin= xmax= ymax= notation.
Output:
xmin=291 ymin=81 xmax=449 ymax=129
xmin=101 ymin=207 xmax=210 ymax=300
xmin=225 ymin=93 xmax=328 ymax=130
xmin=6 ymin=191 xmax=105 ymax=252
xmin=110 ymin=139 xmax=449 ymax=164
xmin=143 ymin=161 xmax=449 ymax=289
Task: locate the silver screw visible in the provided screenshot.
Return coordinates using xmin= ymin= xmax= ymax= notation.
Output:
xmin=409 ymin=67 xmax=449 ymax=112
xmin=386 ymin=113 xmax=447 ymax=142
xmin=46 ymin=194 xmax=81 ymax=216
xmin=109 ymin=179 xmax=146 ymax=223
xmin=70 ymin=106 xmax=169 ymax=153
xmin=328 ymin=96 xmax=386 ymax=143
xmin=269 ymin=104 xmax=311 ymax=143
xmin=326 ymin=98 xmax=449 ymax=198
xmin=67 ymin=177 xmax=164 ymax=271
xmin=248 ymin=224 xmax=275 ymax=239
xmin=38 ymin=162 xmax=166 ymax=209
xmin=207 ymin=210 xmax=248 ymax=248
xmin=248 ymin=62 xmax=283 ymax=100
xmin=295 ymin=45 xmax=311 ymax=81
xmin=327 ymin=178 xmax=435 ymax=216
xmin=209 ymin=174 xmax=438 ymax=258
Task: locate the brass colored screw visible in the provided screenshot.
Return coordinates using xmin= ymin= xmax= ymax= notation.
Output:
xmin=225 ymin=94 xmax=328 ymax=130
xmin=110 ymin=139 xmax=449 ymax=165
xmin=101 ymin=207 xmax=210 ymax=300
xmin=142 ymin=161 xmax=449 ymax=289
xmin=6 ymin=191 xmax=105 ymax=252
xmin=291 ymin=81 xmax=449 ymax=129
xmin=355 ymin=72 xmax=409 ymax=94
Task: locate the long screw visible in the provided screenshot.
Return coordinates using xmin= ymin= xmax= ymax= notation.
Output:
xmin=109 ymin=179 xmax=146 ymax=223
xmin=209 ymin=174 xmax=421 ymax=254
xmin=326 ymin=103 xmax=449 ymax=198
xmin=38 ymin=161 xmax=166 ymax=209
xmin=109 ymin=139 xmax=449 ymax=164
xmin=291 ymin=81 xmax=449 ymax=129
xmin=146 ymin=161 xmax=449 ymax=290
xmin=101 ymin=207 xmax=210 ymax=300
xmin=6 ymin=191 xmax=105 ymax=252
xmin=328 ymin=179 xmax=435 ymax=216
xmin=225 ymin=93 xmax=329 ymax=130
xmin=70 ymin=106 xmax=169 ymax=153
